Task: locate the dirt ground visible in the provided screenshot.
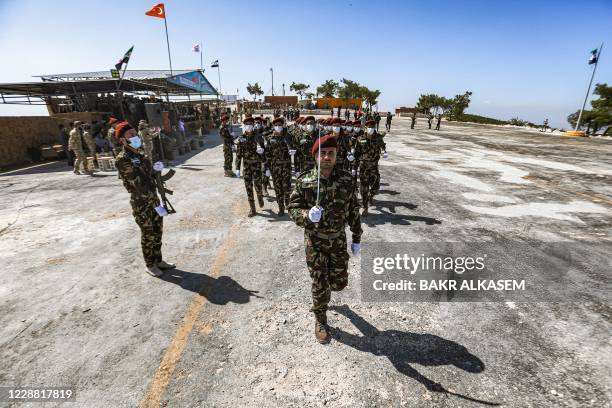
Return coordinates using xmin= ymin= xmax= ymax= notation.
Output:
xmin=0 ymin=117 xmax=610 ymax=407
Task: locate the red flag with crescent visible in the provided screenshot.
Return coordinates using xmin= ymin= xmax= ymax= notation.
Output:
xmin=145 ymin=3 xmax=165 ymax=19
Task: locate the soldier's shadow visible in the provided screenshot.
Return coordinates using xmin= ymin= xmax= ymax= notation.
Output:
xmin=160 ymin=269 xmax=262 ymax=305
xmin=329 ymin=305 xmax=500 ymax=406
xmin=364 ymin=200 xmax=442 ymax=227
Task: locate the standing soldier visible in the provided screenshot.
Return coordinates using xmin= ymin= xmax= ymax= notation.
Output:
xmin=330 ymin=118 xmax=351 ymax=171
xmin=411 ymin=112 xmax=417 ymax=129
xmin=236 ymin=116 xmax=266 ymax=217
xmin=107 ymin=117 xmax=122 ymax=156
xmin=82 ymin=123 xmax=98 ymax=169
xmin=288 ymin=135 xmax=362 ymax=344
xmin=255 ymin=116 xmax=272 ymax=196
xmin=266 ymin=117 xmax=292 ymax=215
xmin=375 ymin=112 xmax=381 ymax=131
xmin=354 ymin=120 xmax=387 ymax=216
xmin=385 ymin=112 xmax=392 ymax=131
xmin=139 ymin=120 xmax=154 ymax=160
xmin=219 ymin=114 xmax=235 ymax=177
xmin=427 ymin=114 xmax=433 ymax=129
xmin=69 ymin=121 xmax=92 ymax=175
xmin=435 ymin=114 xmax=442 ymax=130
xmin=114 ymin=121 xmax=176 ymax=277
xmin=291 ymin=117 xmax=304 ymax=175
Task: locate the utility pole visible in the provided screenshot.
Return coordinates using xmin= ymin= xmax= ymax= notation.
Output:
xmin=270 ymin=68 xmax=274 ymax=96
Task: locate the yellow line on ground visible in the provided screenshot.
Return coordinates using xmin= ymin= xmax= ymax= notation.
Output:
xmin=139 ymin=200 xmax=246 ymax=408
xmin=524 ymin=175 xmax=612 ymax=206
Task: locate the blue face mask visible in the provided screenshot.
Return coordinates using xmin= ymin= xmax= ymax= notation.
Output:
xmin=128 ymin=136 xmax=142 ymax=149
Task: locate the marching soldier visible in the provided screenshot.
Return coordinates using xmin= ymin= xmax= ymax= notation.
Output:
xmin=236 ymin=116 xmax=266 ymax=217
xmin=114 ymin=121 xmax=176 ymax=277
xmin=330 ymin=118 xmax=351 ymax=172
xmin=69 ymin=121 xmax=92 ymax=175
xmin=266 ymin=117 xmax=293 ymax=215
xmin=288 ymin=135 xmax=362 ymax=344
xmin=138 ymin=120 xmax=154 ymax=160
xmin=354 ymin=120 xmax=387 ymax=216
xmin=297 ymin=116 xmax=317 ymax=172
xmin=411 ymin=112 xmax=416 ymax=129
xmin=220 ymin=114 xmax=235 ymax=177
xmin=255 ymin=116 xmax=272 ymax=196
xmin=435 ymin=114 xmax=442 ymax=130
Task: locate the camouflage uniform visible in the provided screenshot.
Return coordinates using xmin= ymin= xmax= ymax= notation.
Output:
xmin=354 ymin=133 xmax=385 ymax=207
xmin=288 ymin=167 xmax=362 ymax=316
xmin=259 ymin=127 xmax=272 ymax=194
xmin=290 ymin=124 xmax=303 ymax=173
xmin=220 ymin=123 xmax=234 ymax=172
xmin=115 ymin=149 xmax=163 ymax=267
xmin=68 ymin=127 xmax=91 ymax=173
xmin=334 ymin=132 xmax=352 ymax=172
xmin=266 ymin=132 xmax=292 ymax=213
xmin=82 ymin=129 xmax=98 ymax=167
xmin=236 ymin=132 xmax=266 ymax=209
xmin=297 ymin=131 xmax=315 ymax=173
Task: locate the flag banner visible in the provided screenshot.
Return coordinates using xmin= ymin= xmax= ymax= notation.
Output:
xmin=589 ymin=49 xmax=598 ymax=65
xmin=211 ymin=60 xmax=219 ymax=68
xmin=145 ymin=3 xmax=165 ymax=19
xmin=110 ymin=69 xmax=120 ymax=78
xmin=192 ymin=43 xmax=201 ymax=52
xmin=115 ymin=46 xmax=134 ymax=71
xmin=167 ymin=70 xmax=218 ymax=95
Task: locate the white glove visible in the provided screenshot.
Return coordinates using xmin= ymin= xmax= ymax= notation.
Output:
xmin=308 ymin=206 xmax=323 ymax=223
xmin=289 ymin=149 xmax=296 ymax=156
xmin=347 ymin=154 xmax=355 ymax=162
xmin=351 ymin=243 xmax=361 ymax=255
xmin=265 ymin=169 xmax=271 ymax=177
xmin=383 ymin=152 xmax=388 ymax=159
xmin=153 ymin=161 xmax=164 ymax=172
xmin=351 ymin=169 xmax=356 ymax=176
xmin=256 ymin=145 xmax=264 ymax=155
xmin=235 ymin=170 xmax=241 ymax=177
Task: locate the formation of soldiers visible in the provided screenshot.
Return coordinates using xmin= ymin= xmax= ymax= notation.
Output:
xmin=218 ymin=113 xmax=388 ymax=342
xmin=219 ymin=113 xmax=388 ymax=219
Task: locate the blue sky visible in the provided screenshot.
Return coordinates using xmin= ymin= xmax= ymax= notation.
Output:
xmin=0 ymin=0 xmax=610 ymax=128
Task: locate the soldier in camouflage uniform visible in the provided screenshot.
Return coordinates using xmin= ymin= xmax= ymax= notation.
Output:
xmin=219 ymin=114 xmax=235 ymax=177
xmin=255 ymin=116 xmax=272 ymax=196
xmin=236 ymin=116 xmax=266 ymax=217
xmin=266 ymin=117 xmax=293 ymax=215
xmin=69 ymin=121 xmax=92 ymax=175
xmin=297 ymin=116 xmax=317 ymax=173
xmin=82 ymin=123 xmax=98 ymax=169
xmin=354 ymin=120 xmax=387 ymax=216
xmin=138 ymin=120 xmax=154 ymax=160
xmin=107 ymin=117 xmax=122 ymax=156
xmin=288 ymin=135 xmax=362 ymax=344
xmin=330 ymin=118 xmax=352 ymax=172
xmin=114 ymin=121 xmax=176 ymax=277
xmin=290 ymin=117 xmax=304 ymax=174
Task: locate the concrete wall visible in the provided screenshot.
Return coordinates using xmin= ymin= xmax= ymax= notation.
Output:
xmin=0 ymin=113 xmax=106 ymax=169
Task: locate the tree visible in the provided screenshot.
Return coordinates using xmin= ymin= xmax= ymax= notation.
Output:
xmin=289 ymin=82 xmax=309 ymax=99
xmin=448 ymin=91 xmax=472 ymax=121
xmin=362 ymin=88 xmax=381 ymax=110
xmin=508 ymin=117 xmax=529 ymax=126
xmin=316 ymin=79 xmax=339 ymax=98
xmin=567 ymin=83 xmax=611 ymax=134
xmin=338 ymin=78 xmax=363 ymax=99
xmin=304 ymin=92 xmax=314 ymax=100
xmin=416 ymin=94 xmax=452 ymax=116
xmin=246 ymin=82 xmax=263 ymax=101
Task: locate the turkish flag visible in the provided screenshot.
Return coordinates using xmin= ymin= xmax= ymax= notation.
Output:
xmin=145 ymin=3 xmax=165 ymax=19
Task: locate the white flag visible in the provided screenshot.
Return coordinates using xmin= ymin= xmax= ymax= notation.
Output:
xmin=192 ymin=43 xmax=201 ymax=52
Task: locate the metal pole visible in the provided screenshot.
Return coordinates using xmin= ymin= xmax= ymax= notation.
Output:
xmin=199 ymin=42 xmax=203 ymax=101
xmin=163 ymin=17 xmax=173 ymax=76
xmin=271 ymin=68 xmax=274 ymax=96
xmin=282 ymin=83 xmax=285 ymax=96
xmin=217 ymin=65 xmax=222 ymax=99
xmin=575 ymin=43 xmax=603 ymax=131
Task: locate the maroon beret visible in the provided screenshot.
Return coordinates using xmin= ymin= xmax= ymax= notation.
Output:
xmin=304 ymin=116 xmax=315 ymax=122
xmin=243 ymin=117 xmax=254 ymax=124
xmin=114 ymin=121 xmax=134 ymax=139
xmin=365 ymin=120 xmax=376 ymax=126
xmin=311 ymin=135 xmax=338 ymax=157
xmin=272 ymin=117 xmax=284 ymax=125
xmin=331 ymin=118 xmax=342 ymax=125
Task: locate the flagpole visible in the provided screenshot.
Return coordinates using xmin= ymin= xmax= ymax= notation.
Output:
xmin=217 ymin=64 xmax=222 ymax=102
xmin=575 ymin=42 xmax=603 ymax=131
xmin=116 ymin=47 xmax=133 ymax=120
xmin=163 ymin=16 xmax=173 ymax=76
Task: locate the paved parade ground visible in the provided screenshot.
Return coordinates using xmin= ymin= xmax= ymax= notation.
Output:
xmin=1 ymin=117 xmax=610 ymax=407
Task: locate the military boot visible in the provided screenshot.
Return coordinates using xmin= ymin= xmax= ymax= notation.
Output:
xmin=224 ymin=170 xmax=235 ymax=177
xmin=146 ymin=265 xmax=164 ymax=277
xmin=278 ymin=204 xmax=285 ymax=217
xmin=157 ymin=260 xmax=176 ymax=270
xmin=248 ymin=201 xmax=257 ymax=217
xmin=257 ymin=195 xmax=265 ymax=208
xmin=314 ymin=313 xmax=330 ymax=344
